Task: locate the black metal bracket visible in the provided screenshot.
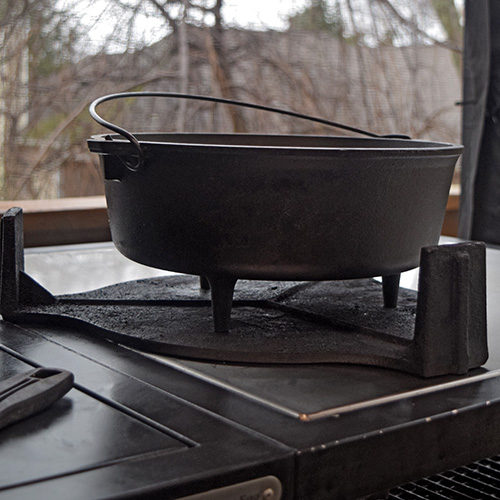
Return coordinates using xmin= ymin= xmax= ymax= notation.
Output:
xmin=0 ymin=208 xmax=56 ymax=312
xmin=414 ymin=243 xmax=488 ymax=376
xmin=0 ymin=207 xmax=489 ymax=377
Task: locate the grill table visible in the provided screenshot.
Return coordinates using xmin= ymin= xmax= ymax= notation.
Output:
xmin=1 ymin=239 xmax=500 ymax=499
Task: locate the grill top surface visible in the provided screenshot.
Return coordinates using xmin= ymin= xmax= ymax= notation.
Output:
xmin=19 ymin=239 xmax=500 ymax=419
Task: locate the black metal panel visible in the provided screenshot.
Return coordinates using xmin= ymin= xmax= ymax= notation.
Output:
xmin=3 ymin=316 xmax=500 ymax=499
xmin=0 ymin=353 xmax=187 ymax=488
xmin=0 ymin=325 xmax=294 ymax=499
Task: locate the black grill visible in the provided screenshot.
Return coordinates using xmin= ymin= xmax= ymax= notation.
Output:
xmin=385 ymin=456 xmax=500 ymax=499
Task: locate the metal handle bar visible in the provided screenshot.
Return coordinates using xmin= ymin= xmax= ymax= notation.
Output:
xmin=89 ymin=92 xmax=410 ymax=171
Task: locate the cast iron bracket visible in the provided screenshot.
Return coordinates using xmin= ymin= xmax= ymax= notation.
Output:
xmin=0 ymin=207 xmax=488 ymax=377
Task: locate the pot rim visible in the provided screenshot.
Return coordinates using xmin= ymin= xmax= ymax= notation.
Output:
xmin=88 ymin=132 xmax=463 ymax=156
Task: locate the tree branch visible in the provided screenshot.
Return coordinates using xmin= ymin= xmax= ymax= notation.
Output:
xmin=375 ymin=0 xmax=462 ymax=52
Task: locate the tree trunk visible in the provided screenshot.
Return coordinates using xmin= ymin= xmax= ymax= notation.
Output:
xmin=176 ymin=0 xmax=189 ymax=131
xmin=205 ymin=0 xmax=247 ymax=133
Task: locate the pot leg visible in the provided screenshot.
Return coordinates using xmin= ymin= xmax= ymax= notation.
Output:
xmin=199 ymin=276 xmax=210 ymax=290
xmin=206 ymin=275 xmax=237 ymax=333
xmin=382 ymin=273 xmax=400 ymax=308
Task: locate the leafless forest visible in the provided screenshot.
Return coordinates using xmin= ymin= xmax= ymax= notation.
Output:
xmin=0 ymin=0 xmax=463 ymax=200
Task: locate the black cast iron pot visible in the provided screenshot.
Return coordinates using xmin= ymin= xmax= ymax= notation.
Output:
xmin=88 ymin=92 xmax=463 ymax=331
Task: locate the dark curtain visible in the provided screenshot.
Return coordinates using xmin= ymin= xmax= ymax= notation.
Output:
xmin=459 ymin=0 xmax=500 ymax=243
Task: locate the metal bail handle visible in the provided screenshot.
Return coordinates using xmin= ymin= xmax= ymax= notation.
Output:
xmin=89 ymin=91 xmax=411 ymax=171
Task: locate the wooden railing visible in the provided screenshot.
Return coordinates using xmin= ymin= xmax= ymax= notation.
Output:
xmin=0 ymin=196 xmax=110 ymax=247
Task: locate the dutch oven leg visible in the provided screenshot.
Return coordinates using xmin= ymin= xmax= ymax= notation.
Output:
xmin=382 ymin=273 xmax=400 ymax=308
xmin=206 ymin=275 xmax=238 ymax=332
xmin=199 ymin=276 xmax=210 ymax=290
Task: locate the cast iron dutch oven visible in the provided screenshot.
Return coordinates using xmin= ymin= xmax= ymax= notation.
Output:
xmin=88 ymin=92 xmax=462 ymax=331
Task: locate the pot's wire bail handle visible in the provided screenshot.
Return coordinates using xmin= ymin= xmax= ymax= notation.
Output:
xmin=89 ymin=94 xmax=145 ymax=171
xmin=89 ymin=92 xmax=411 ymax=172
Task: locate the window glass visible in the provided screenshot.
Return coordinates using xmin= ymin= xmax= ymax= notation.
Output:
xmin=0 ymin=0 xmax=463 ymax=200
